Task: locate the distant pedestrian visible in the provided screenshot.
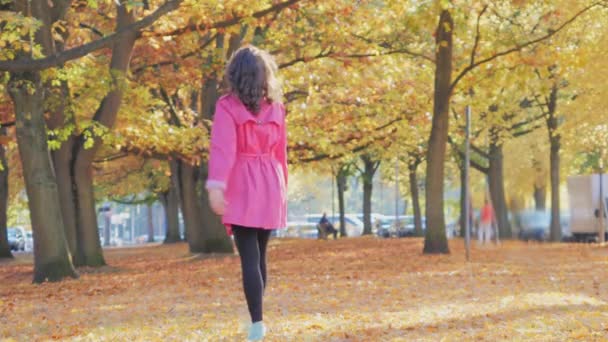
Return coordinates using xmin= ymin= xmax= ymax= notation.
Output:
xmin=479 ymin=198 xmax=496 ymax=245
xmin=206 ymin=45 xmax=287 ymax=341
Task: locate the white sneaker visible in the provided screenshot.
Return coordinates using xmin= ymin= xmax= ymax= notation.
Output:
xmin=247 ymin=321 xmax=266 ymax=341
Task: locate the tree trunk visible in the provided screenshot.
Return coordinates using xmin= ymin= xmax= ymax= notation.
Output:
xmin=162 ymin=161 xmax=181 ymax=243
xmin=17 ymin=0 xmax=78 ymax=259
xmin=424 ymin=10 xmax=452 ymax=254
xmin=409 ymin=159 xmax=423 ymax=237
xmin=199 ymin=164 xmax=233 ymax=253
xmin=361 ymin=155 xmax=379 ymax=235
xmin=71 ymin=6 xmax=137 ymax=266
xmin=547 ymin=85 xmax=561 ymax=242
xmin=533 ymin=184 xmax=547 ymax=211
xmin=27 ymin=0 xmax=78 ymax=256
xmin=71 ymin=166 xmax=105 ymax=265
xmin=45 ymin=80 xmax=78 ymax=256
xmin=362 ymin=177 xmax=373 ymax=235
xmin=42 ymin=10 xmax=79 ymax=256
xmin=488 ymin=141 xmax=512 ymax=238
xmin=532 ymin=158 xmax=546 ymax=211
xmin=51 ymin=140 xmax=78 ymax=254
xmin=147 ymin=203 xmax=155 ymax=243
xmin=336 ymin=169 xmax=347 ymax=237
xmin=0 ymin=127 xmax=12 ymax=259
xmin=179 ymin=161 xmax=206 ymax=252
xmin=549 ymin=137 xmax=561 ymax=241
xmin=8 ymin=72 xmax=77 ymax=282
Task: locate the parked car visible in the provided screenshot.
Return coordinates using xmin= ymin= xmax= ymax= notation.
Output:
xmin=515 ymin=210 xmax=573 ymax=242
xmin=377 ymin=215 xmax=426 ymax=238
xmin=516 ymin=211 xmax=548 ymax=241
xmin=392 ymin=215 xmax=426 ymax=237
xmin=402 ymin=216 xmax=427 ymax=236
xmin=7 ymin=227 xmax=25 ymax=251
xmin=283 ymin=222 xmax=319 ymax=239
xmin=304 ymin=214 xmax=364 ymax=236
xmin=355 ymin=213 xmax=390 ymax=233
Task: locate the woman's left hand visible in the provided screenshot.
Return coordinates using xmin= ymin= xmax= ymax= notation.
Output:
xmin=209 ymin=188 xmax=226 ymax=216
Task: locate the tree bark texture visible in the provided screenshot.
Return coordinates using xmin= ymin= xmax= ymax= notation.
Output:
xmin=547 ymin=85 xmax=562 ymax=242
xmin=8 ymin=72 xmax=77 ymax=283
xmin=36 ymin=0 xmax=79 ymax=257
xmin=424 ymin=10 xmax=452 ymax=254
xmin=8 ymin=0 xmax=77 ymax=282
xmin=337 ymin=169 xmax=348 ymax=237
xmin=0 ymin=126 xmax=12 ymax=259
xmin=361 ymin=155 xmax=379 ymax=235
xmin=162 ymin=161 xmax=181 ymax=243
xmin=71 ymin=5 xmax=137 ymax=266
xmin=409 ymin=158 xmax=423 ymax=237
xmin=532 ymin=158 xmax=547 ymax=211
xmin=488 ymin=141 xmax=512 ymax=238
xmin=178 ymin=161 xmax=206 ymax=252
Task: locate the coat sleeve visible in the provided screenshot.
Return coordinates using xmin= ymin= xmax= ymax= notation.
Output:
xmin=205 ymin=100 xmax=237 ymax=190
xmin=274 ymin=104 xmax=288 ymax=187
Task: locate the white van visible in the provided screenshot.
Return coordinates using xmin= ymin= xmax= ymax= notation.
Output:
xmin=567 ymin=174 xmax=608 ymax=242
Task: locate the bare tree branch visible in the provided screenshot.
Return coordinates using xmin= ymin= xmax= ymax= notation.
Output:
xmin=470 ymin=5 xmax=489 ymax=66
xmin=284 ymin=90 xmax=309 ymax=103
xmin=351 ymin=33 xmax=435 ymax=63
xmin=132 ymin=33 xmax=217 ymax=75
xmin=278 ymin=47 xmax=334 ymax=69
xmin=154 ymin=0 xmax=301 ymax=37
xmin=279 ymin=47 xmax=435 ymax=70
xmin=508 ymin=112 xmax=545 ymax=132
xmin=94 ymin=152 xmax=129 ymax=163
xmin=295 ymin=118 xmax=403 ymax=163
xmin=79 ymin=23 xmax=105 ymax=38
xmin=513 ymin=123 xmax=544 ymax=137
xmin=448 ymin=135 xmax=489 ymax=173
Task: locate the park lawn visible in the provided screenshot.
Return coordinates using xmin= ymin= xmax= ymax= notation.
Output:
xmin=1 ymin=237 xmax=608 ymax=341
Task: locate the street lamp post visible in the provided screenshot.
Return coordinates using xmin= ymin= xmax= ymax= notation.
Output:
xmin=395 ymin=157 xmax=400 ymax=231
xmin=464 ymin=105 xmax=471 ymax=261
xmin=600 ymin=157 xmax=605 ymax=244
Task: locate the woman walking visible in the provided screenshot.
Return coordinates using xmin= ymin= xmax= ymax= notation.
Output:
xmin=206 ymin=45 xmax=287 ymax=341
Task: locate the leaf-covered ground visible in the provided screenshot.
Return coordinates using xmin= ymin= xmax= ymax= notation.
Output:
xmin=1 ymin=238 xmax=608 ymax=341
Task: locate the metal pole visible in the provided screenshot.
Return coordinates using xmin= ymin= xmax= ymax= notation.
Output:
xmin=465 ymin=105 xmax=471 ymax=261
xmin=395 ymin=157 xmax=400 ymax=230
xmin=131 ymin=207 xmax=135 ymax=244
xmin=332 ymin=168 xmax=335 ymax=220
xmin=600 ymin=159 xmax=605 ymax=243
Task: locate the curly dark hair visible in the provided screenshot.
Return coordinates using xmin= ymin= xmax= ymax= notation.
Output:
xmin=225 ymin=45 xmax=282 ymax=114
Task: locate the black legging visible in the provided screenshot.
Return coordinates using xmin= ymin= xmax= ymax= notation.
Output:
xmin=232 ymin=225 xmax=271 ymax=323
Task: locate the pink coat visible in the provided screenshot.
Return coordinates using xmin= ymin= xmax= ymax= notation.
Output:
xmin=205 ymin=94 xmax=288 ymax=235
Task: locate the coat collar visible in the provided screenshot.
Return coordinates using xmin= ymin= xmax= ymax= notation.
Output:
xmin=220 ymin=93 xmax=283 ymax=125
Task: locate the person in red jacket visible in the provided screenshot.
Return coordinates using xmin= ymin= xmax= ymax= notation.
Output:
xmin=479 ymin=198 xmax=496 ymax=245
